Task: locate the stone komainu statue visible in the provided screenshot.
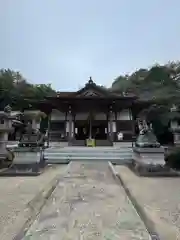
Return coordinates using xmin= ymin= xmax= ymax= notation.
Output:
xmin=136 ymin=119 xmax=160 ymax=148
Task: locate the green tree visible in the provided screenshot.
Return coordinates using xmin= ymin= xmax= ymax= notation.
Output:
xmin=0 ymin=68 xmax=56 ymax=110
xmin=111 ymin=62 xmax=180 ymax=104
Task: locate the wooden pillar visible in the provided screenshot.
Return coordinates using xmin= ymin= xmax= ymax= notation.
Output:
xmin=45 ymin=113 xmax=51 ymax=148
xmin=68 ymin=105 xmax=73 ymax=141
xmin=65 ymin=111 xmax=67 ymax=139
xmin=109 ymin=105 xmax=114 ymax=142
xmin=129 ymin=107 xmax=134 ymax=147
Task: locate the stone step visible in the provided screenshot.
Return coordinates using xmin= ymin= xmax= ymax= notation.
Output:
xmin=45 ymin=156 xmax=132 ymax=161
xmin=44 ymin=154 xmax=132 ymax=159
xmin=44 ymin=152 xmax=132 ymax=158
xmin=45 ymin=151 xmax=132 ymax=157
xmin=46 ymin=147 xmax=132 ymax=152
xmin=44 ymin=146 xmax=133 ymax=164
xmin=39 ymin=145 xmax=133 ymax=164
xmin=46 ymin=148 xmax=132 ymax=152
xmin=46 ymin=158 xmax=132 ymax=165
xmin=44 ymin=149 xmax=132 ymax=155
xmin=44 ymin=150 xmax=132 ymax=154
xmin=45 ymin=155 xmax=132 ymax=159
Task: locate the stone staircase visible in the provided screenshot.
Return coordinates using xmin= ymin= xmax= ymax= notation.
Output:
xmin=44 ymin=146 xmax=133 ymax=165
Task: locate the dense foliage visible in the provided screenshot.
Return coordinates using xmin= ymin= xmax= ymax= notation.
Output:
xmin=111 ymin=61 xmax=180 ymax=105
xmin=0 ymin=69 xmax=56 ymax=110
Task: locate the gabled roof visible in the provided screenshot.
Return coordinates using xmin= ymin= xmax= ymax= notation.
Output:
xmin=75 ymin=78 xmax=111 ymax=97
xmin=56 ymin=77 xmax=136 ymax=99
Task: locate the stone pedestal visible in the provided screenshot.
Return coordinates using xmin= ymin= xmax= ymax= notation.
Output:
xmin=133 ymin=147 xmax=165 ymax=166
xmin=4 ymin=145 xmax=46 ymax=175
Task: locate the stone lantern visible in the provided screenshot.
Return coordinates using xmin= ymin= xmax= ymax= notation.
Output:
xmin=0 ymin=111 xmax=14 ymax=167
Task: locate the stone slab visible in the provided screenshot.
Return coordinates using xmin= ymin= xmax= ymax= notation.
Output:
xmin=115 ymin=165 xmax=180 ymax=240
xmin=23 ymin=162 xmax=150 ymax=240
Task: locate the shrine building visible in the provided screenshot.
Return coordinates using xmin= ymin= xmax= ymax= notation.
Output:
xmin=33 ymin=78 xmax=148 ymax=146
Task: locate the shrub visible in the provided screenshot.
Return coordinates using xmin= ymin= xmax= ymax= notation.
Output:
xmin=165 ymin=148 xmax=180 ymax=170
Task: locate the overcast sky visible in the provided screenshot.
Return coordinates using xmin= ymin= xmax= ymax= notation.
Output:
xmin=0 ymin=0 xmax=180 ymax=91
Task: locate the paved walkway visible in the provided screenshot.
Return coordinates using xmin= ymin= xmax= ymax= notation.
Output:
xmin=23 ymin=162 xmax=150 ymax=240
xmin=115 ymin=165 xmax=180 ymax=240
xmin=0 ymin=165 xmax=67 ymax=240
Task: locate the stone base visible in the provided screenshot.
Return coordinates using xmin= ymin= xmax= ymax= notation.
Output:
xmin=133 ymin=147 xmax=165 ymax=165
xmin=0 ymin=147 xmax=46 ymax=176
xmin=131 ymin=147 xmax=177 ymax=177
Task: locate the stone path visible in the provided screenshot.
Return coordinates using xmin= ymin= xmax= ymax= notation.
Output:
xmin=23 ymin=162 xmax=150 ymax=240
xmin=115 ymin=165 xmax=180 ymax=240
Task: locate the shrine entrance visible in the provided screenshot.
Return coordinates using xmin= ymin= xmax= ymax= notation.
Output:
xmin=74 ymin=120 xmax=108 ymax=140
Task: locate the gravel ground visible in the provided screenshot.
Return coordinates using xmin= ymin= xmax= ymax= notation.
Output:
xmin=0 ymin=165 xmax=67 ymax=240
xmin=115 ymin=165 xmax=180 ymax=240
xmin=23 ymin=162 xmax=150 ymax=240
